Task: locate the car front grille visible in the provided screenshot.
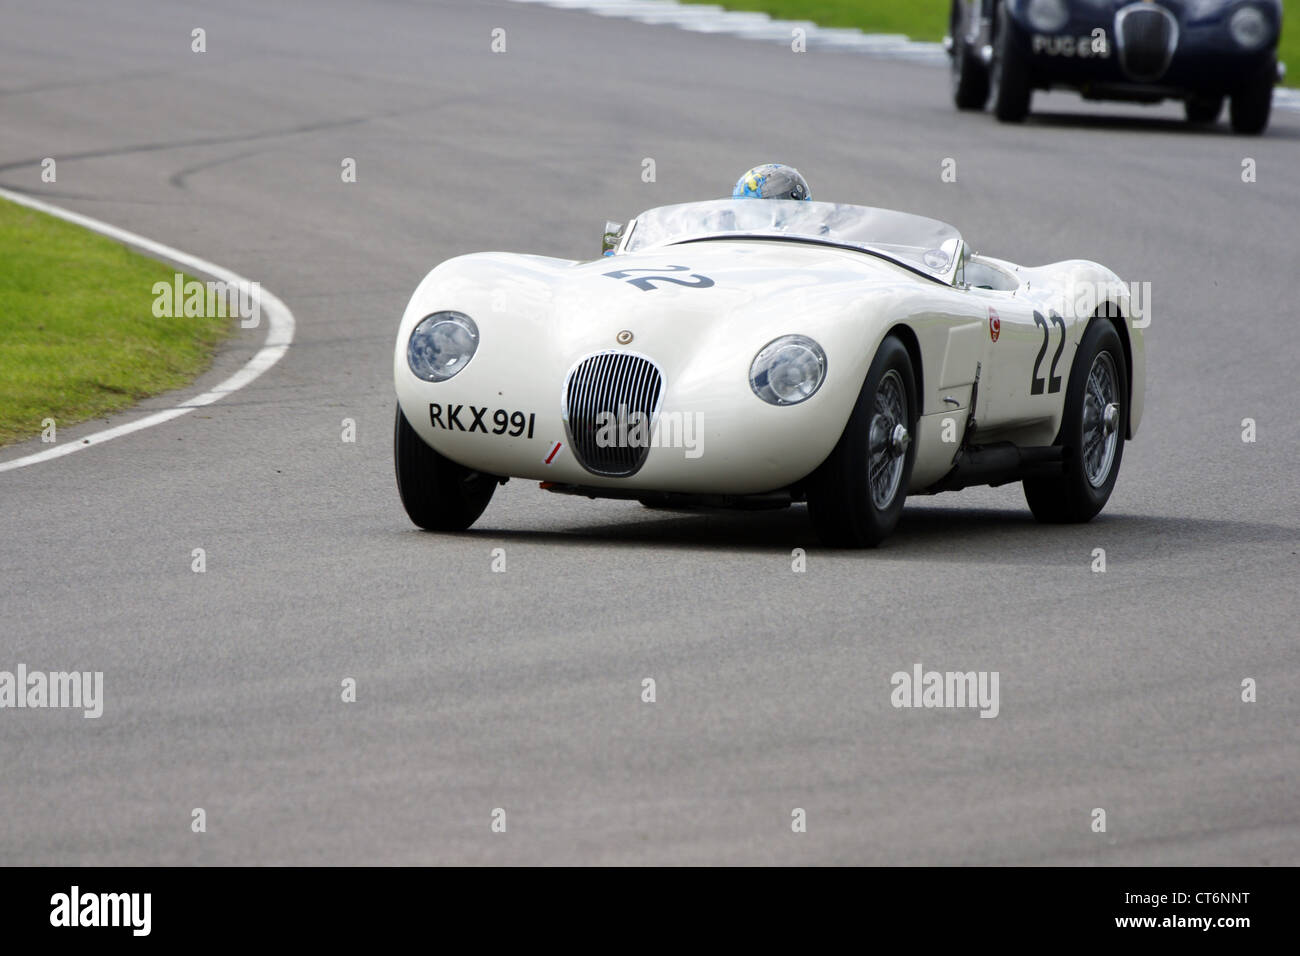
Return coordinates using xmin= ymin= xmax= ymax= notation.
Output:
xmin=1115 ymin=3 xmax=1178 ymax=81
xmin=563 ymin=351 xmax=664 ymax=477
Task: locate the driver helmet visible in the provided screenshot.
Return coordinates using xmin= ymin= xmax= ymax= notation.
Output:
xmin=732 ymin=164 xmax=811 ymax=201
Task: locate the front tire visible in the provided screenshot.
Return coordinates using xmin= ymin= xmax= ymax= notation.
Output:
xmin=394 ymin=403 xmax=496 ymax=531
xmin=806 ymin=336 xmax=918 ymax=548
xmin=990 ymin=5 xmax=1032 ymax=123
xmin=951 ymin=1 xmax=990 ymax=110
xmin=1184 ymin=94 xmax=1223 ymax=125
xmin=1230 ymin=56 xmax=1274 ymax=135
xmin=1023 ymin=320 xmax=1128 ymax=523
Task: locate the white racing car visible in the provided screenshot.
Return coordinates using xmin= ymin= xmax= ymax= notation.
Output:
xmin=393 ymin=193 xmax=1145 ymax=547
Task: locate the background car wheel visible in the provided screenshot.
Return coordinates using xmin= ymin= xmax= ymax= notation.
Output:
xmin=950 ymin=1 xmax=990 ymax=110
xmin=394 ymin=403 xmax=496 ymax=531
xmin=638 ymin=495 xmax=687 ymax=510
xmin=990 ymin=6 xmax=1031 ymax=123
xmin=1023 ymin=320 xmax=1128 ymax=524
xmin=807 ymin=336 xmax=917 ymax=548
xmin=1184 ymin=94 xmax=1223 ymax=125
xmin=1230 ymin=57 xmax=1274 ymax=135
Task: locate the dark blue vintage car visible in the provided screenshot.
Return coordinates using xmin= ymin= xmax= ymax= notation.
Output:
xmin=948 ymin=0 xmax=1284 ymax=133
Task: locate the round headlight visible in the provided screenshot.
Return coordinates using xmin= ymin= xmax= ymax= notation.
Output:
xmin=1025 ymin=0 xmax=1069 ymax=33
xmin=1229 ymin=6 xmax=1270 ymax=51
xmin=407 ymin=311 xmax=479 ymax=382
xmin=750 ymin=335 xmax=827 ymax=406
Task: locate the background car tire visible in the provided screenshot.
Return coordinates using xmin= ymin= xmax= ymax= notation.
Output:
xmin=951 ymin=2 xmax=990 ymax=110
xmin=990 ymin=6 xmax=1031 ymax=123
xmin=1184 ymin=94 xmax=1223 ymax=125
xmin=1023 ymin=319 xmax=1128 ymax=524
xmin=1229 ymin=56 xmax=1274 ymax=135
xmin=394 ymin=403 xmax=496 ymax=531
xmin=638 ymin=495 xmax=690 ymax=510
xmin=807 ymin=336 xmax=917 ymax=548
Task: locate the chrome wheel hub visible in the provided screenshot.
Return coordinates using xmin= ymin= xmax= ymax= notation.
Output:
xmin=1103 ymin=402 xmax=1120 ymax=435
xmin=891 ymin=423 xmax=911 ymax=456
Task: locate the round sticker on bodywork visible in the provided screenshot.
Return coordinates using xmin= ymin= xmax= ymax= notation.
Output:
xmin=989 ymin=307 xmax=1001 ymax=343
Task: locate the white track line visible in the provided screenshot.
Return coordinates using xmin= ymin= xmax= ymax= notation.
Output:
xmin=508 ymin=0 xmax=1300 ymax=110
xmin=0 ymin=187 xmax=295 ymax=473
xmin=509 ymin=0 xmax=955 ymax=62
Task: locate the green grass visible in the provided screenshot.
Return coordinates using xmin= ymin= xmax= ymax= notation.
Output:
xmin=685 ymin=0 xmax=950 ymax=38
xmin=684 ymin=0 xmax=1297 ymax=87
xmin=0 ymin=197 xmax=233 ymax=446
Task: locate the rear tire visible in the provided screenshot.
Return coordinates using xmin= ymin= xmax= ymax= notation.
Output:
xmin=1184 ymin=94 xmax=1223 ymax=125
xmin=806 ymin=337 xmax=918 ymax=548
xmin=951 ymin=1 xmax=990 ymax=110
xmin=990 ymin=5 xmax=1032 ymax=123
xmin=1230 ymin=57 xmax=1274 ymax=135
xmin=394 ymin=403 xmax=496 ymax=531
xmin=1023 ymin=320 xmax=1128 ymax=523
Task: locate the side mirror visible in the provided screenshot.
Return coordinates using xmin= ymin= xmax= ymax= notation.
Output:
xmin=954 ymin=240 xmax=972 ymax=288
xmin=602 ymin=221 xmax=624 ymax=257
xmin=932 ymin=236 xmax=966 ymax=286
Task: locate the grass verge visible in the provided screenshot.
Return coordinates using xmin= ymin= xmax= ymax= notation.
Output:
xmin=0 ymin=197 xmax=233 ymax=446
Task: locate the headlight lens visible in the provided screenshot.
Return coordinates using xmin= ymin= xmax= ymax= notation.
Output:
xmin=1025 ymin=0 xmax=1069 ymax=32
xmin=407 ymin=311 xmax=479 ymax=382
xmin=749 ymin=335 xmax=827 ymax=406
xmin=1229 ymin=6 xmax=1271 ymax=51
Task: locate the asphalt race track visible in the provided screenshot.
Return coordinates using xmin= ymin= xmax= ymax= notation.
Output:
xmin=1 ymin=0 xmax=1297 ymax=865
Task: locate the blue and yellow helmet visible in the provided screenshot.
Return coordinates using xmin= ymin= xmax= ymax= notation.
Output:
xmin=732 ymin=164 xmax=811 ymax=201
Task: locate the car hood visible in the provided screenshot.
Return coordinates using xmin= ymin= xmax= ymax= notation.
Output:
xmin=409 ymin=239 xmax=937 ymax=344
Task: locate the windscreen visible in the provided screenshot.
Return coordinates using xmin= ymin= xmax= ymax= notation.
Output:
xmin=623 ymin=199 xmax=963 ymax=280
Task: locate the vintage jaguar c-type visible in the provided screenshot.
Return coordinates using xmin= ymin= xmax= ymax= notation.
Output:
xmin=393 ymin=198 xmax=1145 ymax=547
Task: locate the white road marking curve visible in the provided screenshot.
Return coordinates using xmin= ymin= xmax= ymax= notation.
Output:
xmin=0 ymin=187 xmax=295 ymax=473
xmin=508 ymin=0 xmax=1300 ymax=111
xmin=509 ymin=0 xmax=944 ymax=60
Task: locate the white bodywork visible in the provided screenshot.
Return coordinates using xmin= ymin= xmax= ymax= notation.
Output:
xmin=394 ymin=201 xmax=1145 ymax=496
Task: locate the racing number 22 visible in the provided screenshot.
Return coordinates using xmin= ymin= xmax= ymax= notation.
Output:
xmin=602 ymin=265 xmax=714 ymax=292
xmin=1031 ymin=310 xmax=1067 ymax=395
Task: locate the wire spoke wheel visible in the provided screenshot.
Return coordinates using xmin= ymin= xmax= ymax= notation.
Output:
xmin=1023 ymin=320 xmax=1127 ymax=525
xmin=1081 ymin=352 xmax=1119 ymax=488
xmin=807 ymin=335 xmax=917 ymax=547
xmin=867 ymin=369 xmax=908 ymax=510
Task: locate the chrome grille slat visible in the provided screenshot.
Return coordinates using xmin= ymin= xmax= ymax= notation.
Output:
xmin=563 ymin=351 xmax=664 ymax=478
xmin=615 ymin=353 xmax=633 ymax=471
xmin=602 ymin=353 xmax=619 ymax=464
xmin=623 ymin=353 xmax=639 ymax=470
xmin=584 ymin=352 xmax=608 ymax=465
xmin=621 ymin=353 xmax=637 ymax=470
xmin=589 ymin=353 xmax=608 ymax=464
